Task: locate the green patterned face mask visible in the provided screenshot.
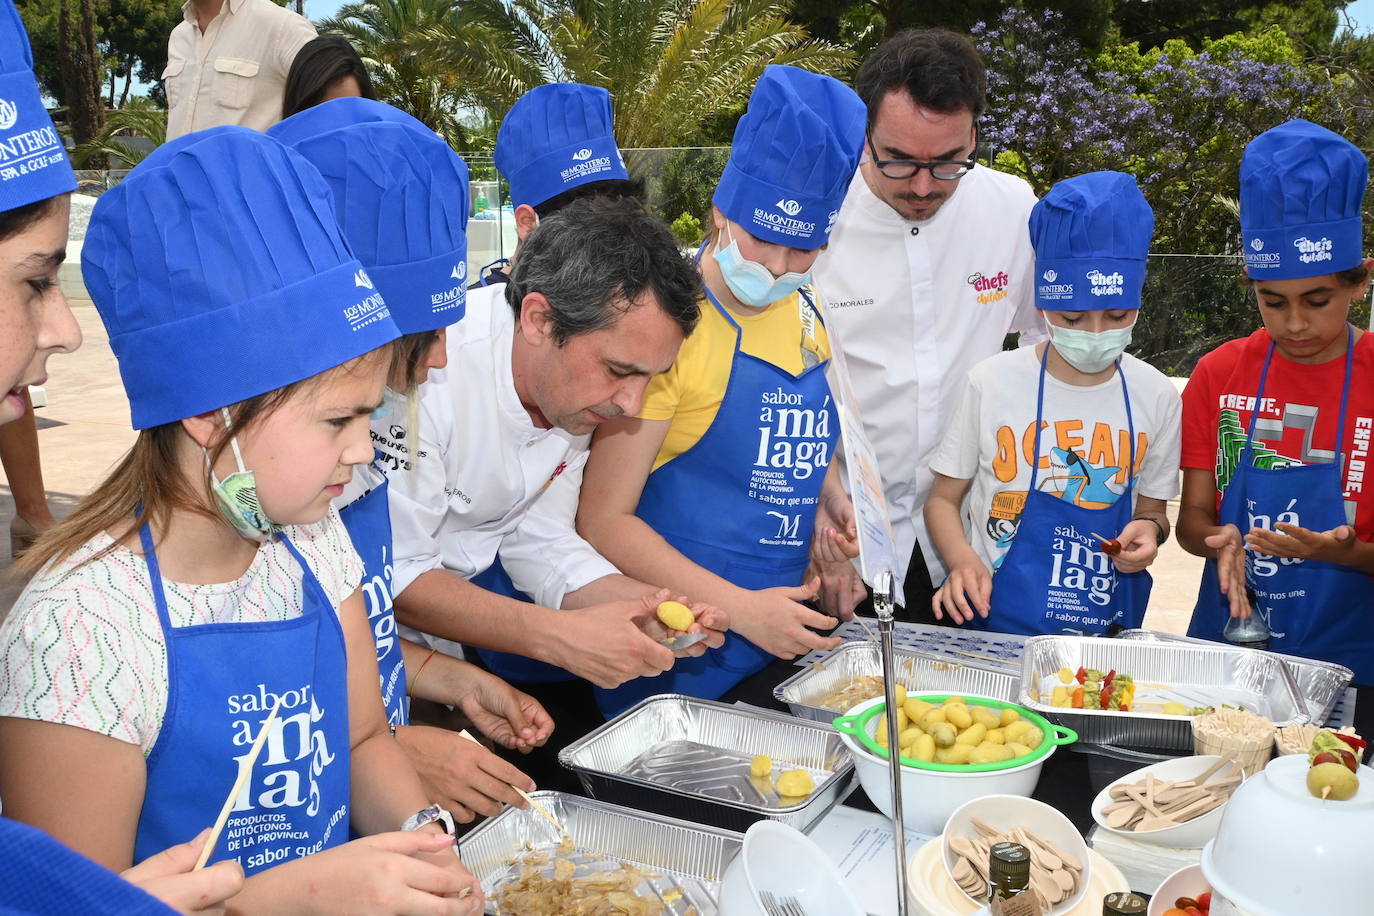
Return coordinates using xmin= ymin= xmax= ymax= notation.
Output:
xmin=206 ymin=410 xmax=282 ymax=541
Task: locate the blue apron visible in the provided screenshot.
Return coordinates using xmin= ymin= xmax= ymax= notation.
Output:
xmin=595 ymin=282 xmax=839 ymax=717
xmin=132 ymin=524 xmax=351 ymax=875
xmin=339 ymin=463 xmax=409 ymax=726
xmin=471 ymin=560 xmax=578 ymax=684
xmin=970 ymin=347 xmax=1151 ymax=636
xmin=472 ymin=259 xmax=509 ymax=290
xmin=1188 ymin=330 xmax=1374 ymax=682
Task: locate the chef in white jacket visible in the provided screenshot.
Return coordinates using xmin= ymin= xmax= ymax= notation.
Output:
xmin=385 ymin=85 xmax=725 ymax=787
xmin=813 ymin=29 xmax=1045 ymax=617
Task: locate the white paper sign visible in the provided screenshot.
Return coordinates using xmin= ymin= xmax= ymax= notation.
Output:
xmin=826 ymin=323 xmax=902 ymax=590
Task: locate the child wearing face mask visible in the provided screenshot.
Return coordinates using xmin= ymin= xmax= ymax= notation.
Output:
xmin=1177 ymin=121 xmax=1374 ymax=683
xmin=0 ymin=127 xmax=483 ymax=912
xmin=576 ymin=65 xmax=867 ymax=716
xmin=924 ymin=171 xmax=1181 ymax=636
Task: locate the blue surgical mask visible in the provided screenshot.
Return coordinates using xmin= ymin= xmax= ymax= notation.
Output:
xmin=372 ymin=386 xmax=408 ymax=420
xmin=1047 ymin=319 xmax=1136 ymax=373
xmin=712 ymin=224 xmax=810 ymax=308
xmin=206 ymin=409 xmax=282 ymax=541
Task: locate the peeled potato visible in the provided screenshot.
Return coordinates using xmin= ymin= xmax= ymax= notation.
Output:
xmin=955 ymin=722 xmax=987 ymax=746
xmin=655 ymin=600 xmax=694 ymax=631
xmin=983 ymin=727 xmax=1006 ymax=745
xmin=1023 ymin=726 xmax=1045 ymax=750
xmin=1006 ymin=741 xmax=1032 ymax=759
xmin=935 ymin=744 xmax=973 ymax=765
xmin=970 ymin=742 xmax=1015 ymax=764
xmin=945 ymin=704 xmax=973 ymax=730
xmin=904 ymin=698 xmax=935 ymax=721
xmin=898 ymin=726 xmax=921 ymax=748
xmin=920 ymin=708 xmax=947 ymax=731
xmin=999 ymin=708 xmax=1021 ymax=727
xmin=931 ymin=722 xmax=957 ymax=748
xmin=942 ymin=696 xmax=968 ymax=707
xmin=750 ymin=754 xmax=772 ymax=778
xmin=775 ymin=769 xmax=814 ymax=797
xmin=910 ymin=733 xmax=936 ymax=762
xmin=1003 ymin=720 xmax=1031 ymax=744
xmin=971 ymin=706 xmax=1001 ymax=730
xmin=892 ymin=684 xmax=907 ymax=704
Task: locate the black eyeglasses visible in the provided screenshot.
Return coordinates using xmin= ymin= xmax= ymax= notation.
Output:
xmin=866 ymin=132 xmax=977 ymax=181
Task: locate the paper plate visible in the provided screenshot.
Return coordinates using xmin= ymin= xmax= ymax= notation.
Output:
xmin=906 ymin=836 xmax=1130 ymax=916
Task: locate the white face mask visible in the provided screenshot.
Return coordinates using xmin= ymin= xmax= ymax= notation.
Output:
xmin=1046 ymin=318 xmax=1136 ymax=373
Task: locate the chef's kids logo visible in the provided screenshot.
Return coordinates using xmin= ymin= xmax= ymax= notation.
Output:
xmin=776 ymin=199 xmax=803 ymax=217
xmin=967 ymin=270 xmax=1010 ymax=305
xmin=1294 ymin=236 xmax=1333 ymax=265
xmin=571 ymin=148 xmax=593 ymax=161
xmin=0 ymin=100 xmax=17 ymax=131
xmin=1038 ymin=268 xmax=1073 ymax=300
xmin=1086 ymin=269 xmax=1124 ymax=297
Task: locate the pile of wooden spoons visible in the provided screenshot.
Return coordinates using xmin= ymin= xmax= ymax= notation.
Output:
xmin=948 ymin=817 xmax=1083 ymax=908
xmin=1101 ymin=757 xmax=1243 ymax=832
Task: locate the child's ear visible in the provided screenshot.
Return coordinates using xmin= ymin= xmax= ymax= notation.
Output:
xmin=181 ymin=411 xmax=225 ymax=450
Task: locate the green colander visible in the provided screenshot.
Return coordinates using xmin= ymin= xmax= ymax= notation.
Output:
xmin=832 ymin=694 xmax=1077 ymax=773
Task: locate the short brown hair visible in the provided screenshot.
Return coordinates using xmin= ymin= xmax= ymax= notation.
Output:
xmin=854 ymin=29 xmax=987 ymax=125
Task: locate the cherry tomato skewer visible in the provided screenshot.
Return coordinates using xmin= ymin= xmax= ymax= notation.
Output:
xmin=1090 ymin=531 xmax=1122 ymax=556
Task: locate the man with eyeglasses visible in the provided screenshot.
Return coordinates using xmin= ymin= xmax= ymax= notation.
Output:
xmin=813 ymin=29 xmax=1044 ymax=620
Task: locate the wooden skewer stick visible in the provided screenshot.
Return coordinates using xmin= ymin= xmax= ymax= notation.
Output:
xmin=456 ymin=730 xmax=568 ymax=840
xmin=195 ymin=696 xmax=283 ymax=871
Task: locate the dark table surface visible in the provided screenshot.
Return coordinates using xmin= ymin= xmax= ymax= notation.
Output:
xmin=720 ymin=657 xmax=1372 ymax=836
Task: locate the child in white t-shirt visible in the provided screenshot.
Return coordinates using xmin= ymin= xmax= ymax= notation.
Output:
xmin=924 ymin=171 xmax=1181 ymax=636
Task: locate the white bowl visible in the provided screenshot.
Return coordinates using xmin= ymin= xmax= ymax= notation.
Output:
xmin=1201 ymin=754 xmax=1374 ymax=916
xmin=838 ymin=693 xmax=1059 ymax=835
xmin=1090 ymin=755 xmax=1237 ymax=849
xmin=940 ymin=794 xmax=1090 ymax=915
xmin=908 ymin=837 xmax=1129 ymax=916
xmin=718 ymin=819 xmax=864 ymax=916
xmin=1147 ymin=864 xmax=1210 ymax=916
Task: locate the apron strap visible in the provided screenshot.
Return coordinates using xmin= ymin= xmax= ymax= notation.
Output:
xmin=1029 ymin=348 xmax=1137 ymax=493
xmin=136 ymin=512 xmax=176 ymax=633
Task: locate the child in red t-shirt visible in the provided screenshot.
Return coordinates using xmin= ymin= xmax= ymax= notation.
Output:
xmin=1178 ymin=120 xmax=1374 ymax=682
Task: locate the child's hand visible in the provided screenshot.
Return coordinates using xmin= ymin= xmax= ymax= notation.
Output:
xmin=1110 ymin=519 xmax=1160 ymax=574
xmin=1247 ymin=522 xmax=1359 ymax=566
xmin=931 ymin=560 xmax=992 ymax=624
xmin=1204 ymin=524 xmax=1252 ymax=619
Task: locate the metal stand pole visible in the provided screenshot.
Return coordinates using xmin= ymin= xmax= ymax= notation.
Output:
xmin=874 ymin=571 xmax=910 ymax=916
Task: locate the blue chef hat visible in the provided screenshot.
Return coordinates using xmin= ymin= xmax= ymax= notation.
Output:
xmin=83 ymin=126 xmax=401 ymax=430
xmin=270 ymin=97 xmax=470 ymax=334
xmin=0 ymin=0 xmax=75 ymax=211
xmin=1240 ymin=119 xmax=1366 ymax=280
xmin=495 ymin=82 xmax=629 ymax=209
xmin=1030 ymin=171 xmax=1153 ymax=311
xmin=712 ymin=65 xmax=865 ymax=251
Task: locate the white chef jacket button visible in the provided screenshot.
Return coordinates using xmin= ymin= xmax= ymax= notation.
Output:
xmin=909 ymin=227 xmax=920 ymax=236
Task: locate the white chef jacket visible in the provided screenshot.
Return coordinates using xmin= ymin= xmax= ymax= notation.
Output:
xmin=382 ymin=282 xmax=620 ymax=658
xmin=812 ymin=165 xmax=1045 ymax=590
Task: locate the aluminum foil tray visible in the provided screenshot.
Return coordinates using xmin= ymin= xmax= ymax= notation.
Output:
xmin=1116 ymin=628 xmax=1354 ymax=726
xmin=794 ymin=618 xmax=1028 ymax=671
xmin=774 ymin=641 xmax=1018 ymax=722
xmin=1018 ymin=634 xmax=1352 ymax=750
xmin=461 ymin=790 xmax=741 ymax=915
xmin=558 ymin=694 xmax=855 ymax=833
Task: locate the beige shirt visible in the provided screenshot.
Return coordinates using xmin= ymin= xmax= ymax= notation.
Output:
xmin=163 ymin=0 xmax=316 ymax=140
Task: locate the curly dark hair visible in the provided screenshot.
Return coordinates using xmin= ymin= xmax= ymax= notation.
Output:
xmin=854 ymin=29 xmax=987 ymax=124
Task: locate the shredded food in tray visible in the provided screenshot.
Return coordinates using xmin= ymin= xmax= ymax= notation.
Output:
xmin=495 ymin=844 xmax=693 ymax=916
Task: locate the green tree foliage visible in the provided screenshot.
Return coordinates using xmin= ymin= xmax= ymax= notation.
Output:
xmin=17 ymin=0 xmax=179 ymax=108
xmin=71 ymin=95 xmax=166 ymax=168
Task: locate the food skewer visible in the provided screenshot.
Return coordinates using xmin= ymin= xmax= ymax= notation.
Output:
xmin=1090 ymin=531 xmax=1123 ymax=556
xmin=195 ymin=696 xmax=282 ymax=871
xmin=456 ymin=730 xmax=569 ymax=842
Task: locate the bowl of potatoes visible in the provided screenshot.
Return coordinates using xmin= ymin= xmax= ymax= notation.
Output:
xmin=832 ymin=690 xmax=1077 ymax=835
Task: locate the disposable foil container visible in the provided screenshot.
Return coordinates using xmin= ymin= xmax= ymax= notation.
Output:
xmin=1116 ymin=628 xmax=1353 ymax=726
xmin=558 ymin=694 xmax=855 ymax=833
xmin=461 ymin=790 xmax=741 ymax=915
xmin=773 ymin=641 xmax=1018 ymax=723
xmin=1018 ymin=634 xmax=1352 ymax=750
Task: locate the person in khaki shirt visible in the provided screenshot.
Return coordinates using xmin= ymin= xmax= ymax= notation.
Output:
xmin=163 ymin=0 xmax=316 ymax=139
